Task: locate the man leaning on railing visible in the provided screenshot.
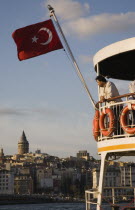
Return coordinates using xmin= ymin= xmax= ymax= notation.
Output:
xmin=129 ymin=79 xmax=135 ymax=125
xmin=95 ymin=75 xmax=123 ymax=135
xmin=129 ymin=80 xmax=135 ymax=99
xmin=95 ymin=75 xmax=122 ymax=104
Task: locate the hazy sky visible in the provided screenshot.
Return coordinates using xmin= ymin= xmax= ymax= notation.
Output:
xmin=0 ymin=0 xmax=135 ymax=159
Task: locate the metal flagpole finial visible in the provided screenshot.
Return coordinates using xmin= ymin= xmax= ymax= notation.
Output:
xmin=48 ymin=5 xmax=54 ymax=16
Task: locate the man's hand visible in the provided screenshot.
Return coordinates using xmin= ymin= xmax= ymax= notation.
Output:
xmin=100 ymin=96 xmax=106 ymax=102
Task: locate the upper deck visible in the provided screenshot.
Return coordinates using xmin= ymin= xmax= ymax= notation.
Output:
xmin=97 ymin=94 xmax=135 ymax=155
xmin=93 ymin=37 xmax=135 ymax=156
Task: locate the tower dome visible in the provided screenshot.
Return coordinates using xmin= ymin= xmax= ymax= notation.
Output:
xmin=18 ymin=131 xmax=29 ymax=155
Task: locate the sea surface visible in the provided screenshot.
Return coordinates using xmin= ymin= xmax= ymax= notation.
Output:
xmin=0 ymin=203 xmax=85 ymax=210
xmin=0 ymin=202 xmax=134 ymax=210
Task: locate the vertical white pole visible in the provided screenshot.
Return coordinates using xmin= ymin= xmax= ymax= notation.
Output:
xmin=85 ymin=191 xmax=88 ymax=210
xmin=97 ymin=63 xmax=100 ymax=101
xmin=97 ymin=152 xmax=107 ymax=210
xmin=112 ymin=188 xmax=115 ymax=204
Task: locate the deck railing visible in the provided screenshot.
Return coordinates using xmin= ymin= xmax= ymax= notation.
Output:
xmin=85 ymin=189 xmax=99 ymax=210
xmin=97 ymin=93 xmax=135 ymax=141
xmin=85 ymin=187 xmax=135 ymax=210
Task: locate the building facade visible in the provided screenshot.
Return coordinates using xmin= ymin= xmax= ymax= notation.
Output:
xmin=0 ymin=169 xmax=14 ymax=194
xmin=77 ymin=150 xmax=90 ymax=160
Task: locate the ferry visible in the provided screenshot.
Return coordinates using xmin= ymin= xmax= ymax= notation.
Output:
xmin=85 ymin=37 xmax=135 ymax=210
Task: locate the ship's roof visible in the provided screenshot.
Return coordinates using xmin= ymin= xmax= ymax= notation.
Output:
xmin=93 ymin=37 xmax=135 ymax=81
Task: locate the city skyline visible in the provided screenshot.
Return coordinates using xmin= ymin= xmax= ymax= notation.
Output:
xmin=0 ymin=130 xmax=93 ymax=160
xmin=0 ymin=1 xmax=135 ymax=159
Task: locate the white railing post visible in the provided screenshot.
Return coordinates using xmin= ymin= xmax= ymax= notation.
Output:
xmin=112 ymin=187 xmax=115 ymax=204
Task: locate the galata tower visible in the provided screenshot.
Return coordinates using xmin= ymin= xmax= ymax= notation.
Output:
xmin=18 ymin=131 xmax=29 ymax=155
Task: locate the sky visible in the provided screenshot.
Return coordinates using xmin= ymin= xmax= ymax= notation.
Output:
xmin=0 ymin=0 xmax=135 ymax=159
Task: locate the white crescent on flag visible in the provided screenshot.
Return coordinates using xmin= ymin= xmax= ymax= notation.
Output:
xmin=12 ymin=19 xmax=63 ymax=61
xmin=38 ymin=27 xmax=53 ymax=45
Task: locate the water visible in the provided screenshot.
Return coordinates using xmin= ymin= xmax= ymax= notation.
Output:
xmin=0 ymin=203 xmax=85 ymax=210
xmin=0 ymin=202 xmax=134 ymax=210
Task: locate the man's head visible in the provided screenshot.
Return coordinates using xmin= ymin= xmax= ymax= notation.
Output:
xmin=95 ymin=75 xmax=107 ymax=87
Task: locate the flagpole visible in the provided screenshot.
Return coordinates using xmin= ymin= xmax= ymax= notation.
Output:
xmin=48 ymin=5 xmax=96 ymax=109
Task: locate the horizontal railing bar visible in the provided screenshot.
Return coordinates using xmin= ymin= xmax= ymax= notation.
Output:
xmin=86 ymin=201 xmax=98 ymax=204
xmin=85 ymin=191 xmax=99 ymax=194
xmin=97 ymin=93 xmax=135 ymax=106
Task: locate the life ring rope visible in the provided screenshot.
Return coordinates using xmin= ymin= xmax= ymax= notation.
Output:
xmin=99 ymin=108 xmax=115 ymax=137
xmin=120 ymin=104 xmax=135 ymax=134
xmin=93 ymin=110 xmax=100 ymax=141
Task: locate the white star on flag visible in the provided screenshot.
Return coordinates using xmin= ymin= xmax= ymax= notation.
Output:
xmin=32 ymin=36 xmax=38 ymax=43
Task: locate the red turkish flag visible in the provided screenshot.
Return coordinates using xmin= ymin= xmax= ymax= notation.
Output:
xmin=12 ymin=19 xmax=63 ymax=61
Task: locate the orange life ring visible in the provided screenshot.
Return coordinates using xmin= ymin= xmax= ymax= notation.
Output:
xmin=99 ymin=108 xmax=115 ymax=136
xmin=120 ymin=104 xmax=135 ymax=134
xmin=93 ymin=110 xmax=100 ymax=141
